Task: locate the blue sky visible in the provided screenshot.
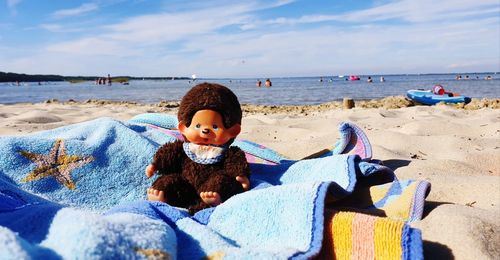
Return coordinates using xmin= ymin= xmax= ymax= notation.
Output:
xmin=1 ymin=0 xmax=499 ymax=78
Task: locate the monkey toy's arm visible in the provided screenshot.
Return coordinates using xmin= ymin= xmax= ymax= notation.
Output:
xmin=146 ymin=140 xmax=185 ymax=177
xmin=223 ymin=147 xmax=250 ymax=190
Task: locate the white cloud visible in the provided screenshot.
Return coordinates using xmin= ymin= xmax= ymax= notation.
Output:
xmin=151 ymin=14 xmax=499 ymax=77
xmin=257 ymin=0 xmax=499 ymax=25
xmin=104 ymin=3 xmax=254 ymax=43
xmin=45 ymin=37 xmax=141 ymax=57
xmin=39 ymin=23 xmax=84 ymax=33
xmin=7 ymin=0 xmax=22 ymax=14
xmin=52 ymin=3 xmax=99 ymax=18
xmin=337 ymin=0 xmax=499 ymax=23
xmin=45 ymin=2 xmax=256 ymax=54
xmin=2 ymin=0 xmax=499 ymax=77
xmin=7 ymin=0 xmax=21 ymax=8
xmin=39 ymin=23 xmax=63 ymax=32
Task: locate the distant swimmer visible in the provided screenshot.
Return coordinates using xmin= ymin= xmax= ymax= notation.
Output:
xmin=265 ymin=78 xmax=272 ymax=87
xmin=367 ymin=76 xmax=373 ymax=83
xmin=485 ymin=75 xmax=493 ymax=80
xmin=256 ymin=79 xmax=262 ymax=87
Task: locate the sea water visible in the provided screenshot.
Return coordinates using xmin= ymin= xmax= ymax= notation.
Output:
xmin=0 ymin=73 xmax=498 ymax=105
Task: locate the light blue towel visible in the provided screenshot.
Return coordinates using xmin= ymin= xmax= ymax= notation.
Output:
xmin=0 ymin=115 xmax=425 ymax=259
xmin=0 ymin=117 xmax=176 ymax=210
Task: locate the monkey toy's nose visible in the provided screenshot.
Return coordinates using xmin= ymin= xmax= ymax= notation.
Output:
xmin=201 ymin=129 xmax=210 ymax=134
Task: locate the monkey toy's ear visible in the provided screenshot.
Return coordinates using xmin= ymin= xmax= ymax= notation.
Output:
xmin=227 ymin=124 xmax=241 ymax=138
xmin=178 ymin=121 xmax=187 ymax=134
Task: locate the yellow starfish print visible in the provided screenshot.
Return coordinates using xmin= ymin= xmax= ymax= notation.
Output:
xmin=135 ymin=247 xmax=171 ymax=260
xmin=19 ymin=139 xmax=94 ymax=190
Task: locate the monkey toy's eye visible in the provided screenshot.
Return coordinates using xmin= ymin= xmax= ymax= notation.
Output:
xmin=195 ymin=123 xmax=201 ymax=129
xmin=212 ymin=124 xmax=219 ymax=131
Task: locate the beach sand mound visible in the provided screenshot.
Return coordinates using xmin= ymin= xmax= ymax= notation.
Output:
xmin=10 ymin=110 xmax=63 ymax=124
xmin=413 ymin=204 xmax=500 ymax=259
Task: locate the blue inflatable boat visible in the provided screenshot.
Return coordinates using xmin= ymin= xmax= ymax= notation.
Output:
xmin=407 ymin=89 xmax=471 ymax=105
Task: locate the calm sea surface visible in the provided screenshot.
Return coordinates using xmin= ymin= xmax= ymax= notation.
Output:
xmin=0 ymin=73 xmax=498 ymax=105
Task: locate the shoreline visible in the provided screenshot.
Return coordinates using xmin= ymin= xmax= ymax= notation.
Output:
xmin=1 ymin=96 xmax=498 ymax=115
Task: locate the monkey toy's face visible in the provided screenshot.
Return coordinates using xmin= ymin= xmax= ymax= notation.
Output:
xmin=178 ymin=109 xmax=241 ymax=146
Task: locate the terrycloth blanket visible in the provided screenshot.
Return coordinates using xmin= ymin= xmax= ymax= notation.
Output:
xmin=0 ymin=114 xmax=429 ymax=259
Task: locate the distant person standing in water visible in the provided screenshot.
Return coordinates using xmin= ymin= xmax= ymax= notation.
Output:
xmin=107 ymin=74 xmax=112 ymax=85
xmin=265 ymin=78 xmax=272 ymax=87
xmin=380 ymin=76 xmax=385 ymax=82
xmin=367 ymin=76 xmax=373 ymax=83
xmin=256 ymin=79 xmax=262 ymax=87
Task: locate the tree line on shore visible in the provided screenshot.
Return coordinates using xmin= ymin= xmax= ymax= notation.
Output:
xmin=0 ymin=71 xmax=190 ymax=83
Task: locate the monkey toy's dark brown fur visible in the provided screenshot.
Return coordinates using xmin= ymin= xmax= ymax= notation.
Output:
xmin=150 ymin=83 xmax=250 ymax=214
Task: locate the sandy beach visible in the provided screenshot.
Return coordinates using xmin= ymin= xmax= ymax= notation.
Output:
xmin=0 ymin=98 xmax=499 ymax=259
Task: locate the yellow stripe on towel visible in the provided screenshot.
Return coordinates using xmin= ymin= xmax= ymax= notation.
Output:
xmin=374 ymin=217 xmax=405 ymax=259
xmin=381 ymin=182 xmax=419 ymax=221
xmin=331 ymin=211 xmax=355 ymax=260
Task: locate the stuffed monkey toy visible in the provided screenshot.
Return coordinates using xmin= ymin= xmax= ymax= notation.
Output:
xmin=145 ymin=83 xmax=250 ymax=214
